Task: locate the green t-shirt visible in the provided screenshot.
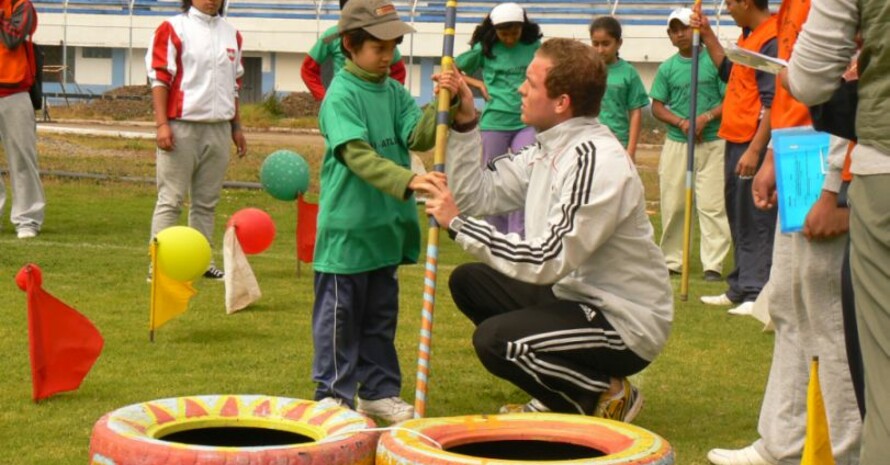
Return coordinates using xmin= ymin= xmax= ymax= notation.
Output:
xmin=315 ymin=68 xmax=421 ymax=274
xmin=308 ymin=25 xmax=403 ymax=75
xmin=455 ymin=40 xmax=539 ymax=131
xmin=599 ymin=59 xmax=650 ymax=147
xmin=649 ymin=51 xmax=725 ymax=143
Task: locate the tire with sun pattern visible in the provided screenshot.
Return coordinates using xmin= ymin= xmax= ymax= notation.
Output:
xmin=89 ymin=395 xmax=377 ymax=465
xmin=376 ymin=413 xmax=674 ymax=465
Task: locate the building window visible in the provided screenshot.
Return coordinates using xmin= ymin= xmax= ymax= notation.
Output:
xmin=83 ymin=47 xmax=112 ymax=59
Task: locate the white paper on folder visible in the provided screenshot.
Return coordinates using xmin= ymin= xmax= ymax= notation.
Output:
xmin=725 ymin=43 xmax=788 ymax=75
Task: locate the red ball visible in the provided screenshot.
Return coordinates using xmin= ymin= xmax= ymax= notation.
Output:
xmin=227 ymin=208 xmax=276 ymax=254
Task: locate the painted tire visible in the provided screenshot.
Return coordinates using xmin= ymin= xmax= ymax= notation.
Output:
xmin=377 ymin=413 xmax=674 ymax=465
xmin=89 ymin=395 xmax=378 ymax=465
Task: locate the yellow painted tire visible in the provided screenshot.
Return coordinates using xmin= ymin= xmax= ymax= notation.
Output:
xmin=377 ymin=413 xmax=674 ymax=465
xmin=89 ymin=395 xmax=378 ymax=465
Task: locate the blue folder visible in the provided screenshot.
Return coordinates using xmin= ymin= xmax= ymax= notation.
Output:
xmin=772 ymin=128 xmax=830 ymax=233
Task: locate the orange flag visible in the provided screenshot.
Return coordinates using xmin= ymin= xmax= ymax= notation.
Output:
xmin=801 ymin=357 xmax=835 ymax=465
xmin=15 ymin=264 xmax=104 ymax=402
xmin=149 ymin=241 xmax=197 ymax=337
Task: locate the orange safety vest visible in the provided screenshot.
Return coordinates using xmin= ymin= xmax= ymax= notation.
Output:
xmin=0 ymin=0 xmax=36 ymax=92
xmin=771 ymin=0 xmax=811 ymax=130
xmin=719 ymin=15 xmax=778 ymax=143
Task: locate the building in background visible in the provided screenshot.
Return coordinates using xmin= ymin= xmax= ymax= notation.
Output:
xmin=32 ymin=0 xmax=759 ymax=104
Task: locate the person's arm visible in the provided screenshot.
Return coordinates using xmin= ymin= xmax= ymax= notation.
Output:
xmin=802 ymin=136 xmax=851 ymax=240
xmin=301 ymin=56 xmax=327 ymax=102
xmin=152 ymin=86 xmax=174 ymax=151
xmin=339 ymin=141 xmax=416 ymax=199
xmin=231 ymin=98 xmax=246 ymax=158
xmin=651 ymin=100 xmax=689 ymax=134
xmin=690 ymin=4 xmax=727 ymax=77
xmin=695 ymin=103 xmax=721 ymax=138
xmin=626 ymin=109 xmax=642 ymax=163
xmin=147 ymin=22 xmax=177 ymax=151
xmin=0 ymin=0 xmax=36 ymax=50
xmin=737 ymin=39 xmax=777 ymax=177
xmin=786 ymin=0 xmax=859 ymax=105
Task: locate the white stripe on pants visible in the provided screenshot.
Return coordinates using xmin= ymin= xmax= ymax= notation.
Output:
xmin=658 ymin=138 xmax=730 ymax=273
xmin=753 ymin=228 xmax=861 ymax=465
xmin=149 ymin=120 xmax=231 ymax=250
xmin=0 ymin=91 xmax=45 ymax=232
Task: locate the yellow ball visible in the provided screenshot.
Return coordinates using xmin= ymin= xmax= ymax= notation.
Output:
xmin=155 ymin=226 xmax=212 ymax=282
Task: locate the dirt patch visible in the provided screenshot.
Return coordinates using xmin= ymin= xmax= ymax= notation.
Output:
xmin=280 ymin=92 xmax=320 ymax=118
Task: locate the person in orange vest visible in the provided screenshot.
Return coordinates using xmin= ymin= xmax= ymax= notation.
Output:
xmin=0 ymin=0 xmax=45 ymax=239
xmin=691 ymin=0 xmax=777 ymax=316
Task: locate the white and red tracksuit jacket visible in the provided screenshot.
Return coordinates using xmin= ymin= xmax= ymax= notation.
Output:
xmin=145 ymin=7 xmax=243 ymax=122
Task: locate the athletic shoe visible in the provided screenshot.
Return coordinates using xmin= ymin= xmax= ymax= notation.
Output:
xmin=203 ymin=266 xmax=225 ymax=280
xmin=17 ymin=228 xmax=37 ymax=239
xmin=727 ymin=301 xmax=755 ymax=316
xmin=707 ymin=445 xmax=772 ymax=465
xmin=593 ymin=378 xmax=644 ymax=423
xmin=703 ymin=270 xmax=723 ymax=282
xmin=357 ymin=396 xmax=414 ymax=423
xmin=499 ymin=398 xmax=551 ymax=414
xmin=701 ymin=293 xmax=734 ymax=306
xmin=317 ymin=397 xmax=349 ymax=408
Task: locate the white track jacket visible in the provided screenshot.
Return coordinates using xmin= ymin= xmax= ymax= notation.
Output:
xmin=146 ymin=7 xmax=243 ymax=122
xmin=446 ymin=117 xmax=673 ymax=361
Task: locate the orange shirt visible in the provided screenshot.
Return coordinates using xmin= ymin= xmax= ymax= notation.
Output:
xmin=771 ymin=0 xmax=812 ymax=130
xmin=0 ymin=0 xmax=36 ymax=95
xmin=719 ymin=15 xmax=778 ymax=143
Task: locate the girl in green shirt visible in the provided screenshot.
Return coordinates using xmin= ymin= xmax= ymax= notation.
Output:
xmin=455 ymin=2 xmax=541 ymax=235
xmin=589 ymin=16 xmax=650 ymax=162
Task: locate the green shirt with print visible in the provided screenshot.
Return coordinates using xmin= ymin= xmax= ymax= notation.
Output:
xmin=599 ymin=59 xmax=650 ymax=147
xmin=455 ymin=40 xmax=539 ymax=131
xmin=315 ymin=66 xmax=421 ymax=274
xmin=649 ymin=51 xmax=725 ymax=143
xmin=308 ymin=25 xmax=402 ymax=74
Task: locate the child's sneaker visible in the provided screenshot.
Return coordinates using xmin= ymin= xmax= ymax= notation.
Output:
xmin=203 ymin=266 xmax=225 ymax=280
xmin=593 ymin=378 xmax=643 ymax=423
xmin=356 ymin=396 xmax=414 ymax=423
xmin=499 ymin=398 xmax=551 ymax=414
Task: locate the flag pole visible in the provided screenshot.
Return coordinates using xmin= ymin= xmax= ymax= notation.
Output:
xmin=414 ymin=0 xmax=458 ymax=419
xmin=149 ymin=239 xmax=158 ymax=342
xmin=680 ymin=0 xmax=704 ymax=301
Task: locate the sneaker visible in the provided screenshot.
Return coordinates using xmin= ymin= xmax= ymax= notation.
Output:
xmin=701 ymin=293 xmax=734 ymax=306
xmin=668 ymin=269 xmax=681 ymax=277
xmin=317 ymin=397 xmax=349 ymax=408
xmin=703 ymin=270 xmax=723 ymax=282
xmin=707 ymin=445 xmax=772 ymax=465
xmin=357 ymin=396 xmax=414 ymax=423
xmin=593 ymin=378 xmax=643 ymax=423
xmin=17 ymin=229 xmax=37 ymax=239
xmin=727 ymin=301 xmax=755 ymax=316
xmin=499 ymin=398 xmax=551 ymax=414
xmin=203 ymin=266 xmax=224 ymax=280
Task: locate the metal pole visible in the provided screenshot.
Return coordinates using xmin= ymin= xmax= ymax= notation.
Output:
xmin=128 ymin=0 xmax=135 ymax=86
xmin=680 ymin=0 xmax=704 ymax=301
xmin=414 ymin=0 xmax=457 ymax=419
xmin=62 ymin=0 xmax=69 ymax=92
xmin=407 ymin=0 xmax=418 ymax=93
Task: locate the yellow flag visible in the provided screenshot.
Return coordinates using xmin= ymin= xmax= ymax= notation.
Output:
xmin=801 ymin=357 xmax=835 ymax=465
xmin=149 ymin=241 xmax=197 ymax=332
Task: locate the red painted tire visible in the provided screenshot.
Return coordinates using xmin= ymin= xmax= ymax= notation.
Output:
xmin=89 ymin=395 xmax=378 ymax=465
xmin=377 ymin=413 xmax=674 ymax=465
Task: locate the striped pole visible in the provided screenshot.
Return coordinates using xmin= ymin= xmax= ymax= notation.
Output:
xmin=414 ymin=0 xmax=458 ymax=419
xmin=680 ymin=0 xmax=704 ymax=301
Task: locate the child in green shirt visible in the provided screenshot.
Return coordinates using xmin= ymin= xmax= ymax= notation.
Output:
xmin=312 ymin=0 xmax=463 ymax=423
xmin=589 ymin=16 xmax=650 ymax=162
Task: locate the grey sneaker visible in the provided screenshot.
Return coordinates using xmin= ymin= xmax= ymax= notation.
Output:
xmin=593 ymin=378 xmax=644 ymax=423
xmin=356 ymin=396 xmax=414 ymax=423
xmin=203 ymin=266 xmax=224 ymax=280
xmin=499 ymin=398 xmax=551 ymax=414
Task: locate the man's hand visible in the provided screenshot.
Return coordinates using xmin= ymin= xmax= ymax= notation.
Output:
xmin=690 ymin=4 xmax=715 ymax=41
xmin=736 ymin=147 xmax=760 ymax=178
xmin=803 ymin=191 xmax=849 ymax=241
xmin=156 ymin=123 xmax=174 ymax=151
xmin=752 ymin=150 xmax=776 ymax=210
xmin=232 ymin=127 xmax=247 ymax=158
xmin=433 ymin=69 xmax=476 ymax=125
xmin=411 ymin=174 xmax=461 ymax=228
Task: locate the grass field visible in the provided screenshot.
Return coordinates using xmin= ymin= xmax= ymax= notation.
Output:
xmin=0 ymin=132 xmax=773 ymax=464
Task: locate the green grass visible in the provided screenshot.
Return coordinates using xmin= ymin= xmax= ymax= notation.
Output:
xmin=0 ymin=135 xmax=773 ymax=464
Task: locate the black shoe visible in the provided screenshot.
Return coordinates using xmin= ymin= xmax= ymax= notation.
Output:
xmin=703 ymin=270 xmax=723 ymax=282
xmin=203 ymin=266 xmax=224 ymax=280
xmin=668 ymin=269 xmax=681 ymax=277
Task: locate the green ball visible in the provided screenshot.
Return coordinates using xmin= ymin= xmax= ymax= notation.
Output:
xmin=260 ymin=150 xmax=310 ymax=201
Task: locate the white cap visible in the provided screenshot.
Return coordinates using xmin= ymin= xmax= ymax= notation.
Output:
xmin=490 ymin=2 xmax=525 ymax=25
xmin=667 ymin=7 xmax=693 ymax=26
